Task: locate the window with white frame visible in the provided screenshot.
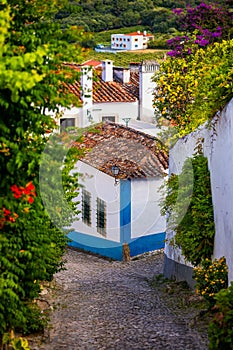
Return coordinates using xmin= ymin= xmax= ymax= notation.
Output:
xmin=82 ymin=189 xmax=91 ymax=226
xmin=96 ymin=198 xmax=106 ymax=236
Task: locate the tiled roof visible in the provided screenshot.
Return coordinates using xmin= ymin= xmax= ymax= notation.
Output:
xmin=66 ymin=73 xmax=138 ymax=104
xmin=117 ymin=71 xmax=139 ymax=99
xmin=125 ymin=32 xmax=154 ymax=37
xmin=63 ymin=60 xmax=102 ymax=69
xmin=63 ymin=62 xmax=81 ymax=71
xmin=75 ymin=122 xmax=168 ymax=179
xmin=81 ymin=60 xmax=102 ymax=68
xmin=93 ymin=72 xmax=138 ymax=102
xmin=64 ymin=82 xmax=82 ymax=102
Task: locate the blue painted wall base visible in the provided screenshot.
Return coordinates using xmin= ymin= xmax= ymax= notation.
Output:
xmin=68 ymin=231 xmax=165 ymax=260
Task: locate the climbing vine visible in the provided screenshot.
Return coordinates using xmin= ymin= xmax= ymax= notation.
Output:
xmin=160 ymin=153 xmax=215 ymax=266
xmin=153 ymin=2 xmax=233 ymax=142
xmin=154 ymin=39 xmax=233 ymax=142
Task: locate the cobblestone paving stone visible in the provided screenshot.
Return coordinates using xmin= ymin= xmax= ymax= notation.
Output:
xmin=31 ymin=248 xmax=208 ymax=350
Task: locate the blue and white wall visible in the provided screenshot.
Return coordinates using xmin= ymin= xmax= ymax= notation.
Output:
xmin=69 ymin=161 xmax=166 ymax=259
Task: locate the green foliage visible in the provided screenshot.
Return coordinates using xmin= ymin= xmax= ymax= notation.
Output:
xmin=11 ymin=338 xmax=30 ymax=350
xmin=54 ymin=0 xmax=227 ymax=33
xmin=153 ymin=2 xmax=233 ymax=140
xmin=0 ymin=0 xmax=85 ymax=340
xmin=18 ymin=303 xmax=49 ymax=335
xmin=160 ymin=153 xmax=215 ymax=265
xmin=85 ymin=49 xmax=165 ymax=68
xmin=193 ymin=257 xmax=228 ymax=306
xmin=2 ymin=333 xmax=30 ymax=350
xmin=208 ymin=282 xmax=233 ymax=349
xmin=39 ymin=131 xmax=85 ymax=230
xmin=186 ymin=40 xmax=233 ymax=124
xmin=154 ymin=38 xmax=233 ymax=140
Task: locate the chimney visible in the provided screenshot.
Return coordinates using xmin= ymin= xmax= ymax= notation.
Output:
xmin=137 ymin=30 xmax=140 ymax=34
xmin=139 ymin=60 xmax=159 ymax=121
xmin=143 ymin=30 xmax=147 ymax=36
xmin=122 ymin=69 xmax=130 ymax=83
xmin=102 ymin=60 xmax=113 ymax=82
xmin=113 ymin=67 xmax=131 ymax=84
xmin=80 ymin=65 xmax=93 ymax=108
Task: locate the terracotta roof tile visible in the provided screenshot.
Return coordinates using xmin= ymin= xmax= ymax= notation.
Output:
xmin=114 ymin=71 xmax=139 ymax=99
xmin=74 ymin=122 xmax=168 ymax=179
xmin=93 ymin=79 xmax=137 ymax=103
xmin=65 ymin=74 xmax=137 ymax=104
xmin=63 ymin=60 xmax=140 ymax=104
xmin=81 ymin=60 xmax=102 ymax=68
xmin=125 ymin=32 xmax=154 ymax=37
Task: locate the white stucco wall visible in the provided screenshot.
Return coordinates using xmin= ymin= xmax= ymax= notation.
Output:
xmin=71 ymin=161 xmax=121 ymax=242
xmin=131 ymin=178 xmax=166 ymax=238
xmin=58 ymin=101 xmax=139 ymax=128
xmin=85 ymin=102 xmax=139 ymax=126
xmin=165 ymin=98 xmax=233 ymax=283
xmin=111 ymin=34 xmax=144 ymax=50
xmin=139 ymin=67 xmax=158 ymax=123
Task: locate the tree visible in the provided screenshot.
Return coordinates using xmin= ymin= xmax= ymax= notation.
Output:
xmin=153 ymin=2 xmax=233 ymax=140
xmin=0 ymin=0 xmax=85 ymax=338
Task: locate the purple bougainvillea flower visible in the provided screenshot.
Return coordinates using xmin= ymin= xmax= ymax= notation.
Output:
xmin=172 ymin=8 xmax=183 ymax=15
xmin=196 ymin=38 xmax=209 ymax=46
xmin=212 ymin=31 xmax=222 ymax=38
xmin=167 ymin=50 xmax=177 ymax=57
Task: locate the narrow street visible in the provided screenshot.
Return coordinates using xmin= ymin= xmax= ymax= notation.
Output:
xmin=31 ymin=248 xmax=208 ymax=350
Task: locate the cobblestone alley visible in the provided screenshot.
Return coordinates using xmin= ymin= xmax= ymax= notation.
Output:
xmin=30 ymin=248 xmax=208 ymax=350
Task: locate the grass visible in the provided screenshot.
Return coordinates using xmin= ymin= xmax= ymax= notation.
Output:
xmin=83 ymin=48 xmax=166 ymax=67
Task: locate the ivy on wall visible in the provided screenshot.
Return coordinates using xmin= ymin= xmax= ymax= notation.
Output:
xmin=160 ymin=153 xmax=215 ymax=266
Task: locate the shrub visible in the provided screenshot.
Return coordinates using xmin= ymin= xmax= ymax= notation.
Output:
xmin=193 ymin=257 xmax=228 ymax=306
xmin=208 ymin=282 xmax=233 ymax=349
xmin=160 ymin=153 xmax=215 ymax=266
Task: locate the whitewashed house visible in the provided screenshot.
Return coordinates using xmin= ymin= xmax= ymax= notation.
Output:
xmin=57 ymin=58 xmax=159 ymax=129
xmin=111 ymin=31 xmax=154 ymax=51
xmin=69 ymin=122 xmax=168 ymax=260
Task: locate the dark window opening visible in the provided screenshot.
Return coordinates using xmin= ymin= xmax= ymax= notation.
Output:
xmin=102 ymin=116 xmax=116 ymax=122
xmin=97 ymin=198 xmax=106 ymax=236
xmin=82 ymin=189 xmax=91 ymax=225
xmin=60 ymin=118 xmax=75 ymax=131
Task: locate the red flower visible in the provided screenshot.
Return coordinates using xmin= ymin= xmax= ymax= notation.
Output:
xmin=11 ymin=184 xmax=23 ymax=198
xmin=3 ymin=208 xmax=11 ymax=216
xmin=27 ymin=196 xmax=34 ymax=204
xmin=10 ymin=182 xmax=36 ymax=200
xmin=24 ymin=182 xmax=35 ymax=194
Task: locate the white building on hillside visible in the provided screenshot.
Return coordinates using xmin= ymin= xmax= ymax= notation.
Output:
xmin=111 ymin=31 xmax=154 ymax=51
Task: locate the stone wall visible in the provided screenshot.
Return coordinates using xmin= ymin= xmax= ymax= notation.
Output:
xmin=164 ymin=98 xmax=233 ymax=285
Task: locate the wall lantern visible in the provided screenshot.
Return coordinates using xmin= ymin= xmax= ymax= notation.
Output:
xmin=111 ymin=165 xmax=120 ymax=185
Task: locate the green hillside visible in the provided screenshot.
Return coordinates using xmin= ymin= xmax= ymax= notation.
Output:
xmin=84 ymin=49 xmax=166 ymax=67
xmin=55 ymin=0 xmax=228 ymax=34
